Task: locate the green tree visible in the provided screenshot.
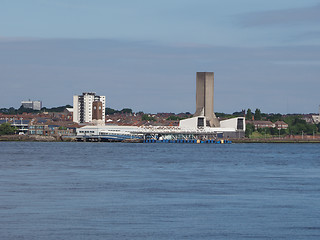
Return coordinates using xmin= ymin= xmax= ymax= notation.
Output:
xmin=254 ymin=108 xmax=262 ymax=120
xmin=285 ymin=116 xmax=317 ymax=135
xmin=216 ymin=112 xmax=233 ymax=118
xmin=105 ymin=107 xmax=118 ymax=115
xmin=0 ymin=123 xmax=16 ymax=135
xmin=269 ymin=127 xmax=279 ymax=136
xmin=267 ymin=113 xmax=283 ymax=123
xmin=40 ymin=105 xmax=72 ymax=113
xmin=142 ymin=114 xmax=156 ymax=121
xmin=246 ymin=109 xmax=252 ymax=120
xmin=17 ymin=105 xmax=39 ymax=114
xmin=120 ymin=108 xmax=133 ymax=114
xmin=0 ymin=107 xmax=18 ymax=115
xmin=167 ymin=115 xmax=181 ymax=121
xmin=232 ymin=110 xmax=244 ymax=117
xmin=245 ymin=123 xmax=255 ymax=137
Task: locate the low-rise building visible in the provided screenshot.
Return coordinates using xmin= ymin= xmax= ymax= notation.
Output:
xmin=54 ymin=128 xmax=75 ymax=136
xmin=28 ymin=125 xmax=51 ymax=135
xmin=247 ymin=120 xmax=275 ymax=130
xmin=312 ymin=115 xmax=320 ymax=124
xmin=274 ymin=121 xmax=288 ymax=129
xmin=302 ymin=115 xmax=314 ymax=124
xmin=28 ymin=124 xmax=75 ymax=136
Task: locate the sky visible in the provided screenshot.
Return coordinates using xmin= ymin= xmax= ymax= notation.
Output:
xmin=1 ymin=0 xmax=320 ymax=114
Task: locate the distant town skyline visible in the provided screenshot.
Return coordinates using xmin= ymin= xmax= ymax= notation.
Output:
xmin=1 ymin=0 xmax=320 ymax=114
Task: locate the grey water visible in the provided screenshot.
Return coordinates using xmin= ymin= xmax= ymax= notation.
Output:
xmin=0 ymin=142 xmax=320 ymax=240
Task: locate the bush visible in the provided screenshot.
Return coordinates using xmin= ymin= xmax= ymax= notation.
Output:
xmin=285 ymin=116 xmax=317 ymax=135
xmin=0 ymin=123 xmax=16 ymax=135
xmin=245 ymin=123 xmax=255 ymax=137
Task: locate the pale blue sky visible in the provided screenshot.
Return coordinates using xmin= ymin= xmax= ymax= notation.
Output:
xmin=1 ymin=0 xmax=320 ymax=113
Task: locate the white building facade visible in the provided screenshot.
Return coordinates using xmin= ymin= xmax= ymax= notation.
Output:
xmin=73 ymin=92 xmax=106 ymax=124
xmin=75 ymin=116 xmax=246 ymax=141
xmin=21 ymin=100 xmax=42 ymax=110
xmin=179 ymin=116 xmax=245 ymax=138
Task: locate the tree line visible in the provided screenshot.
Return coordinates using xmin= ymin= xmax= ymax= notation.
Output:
xmin=244 ymin=108 xmax=319 ymax=137
xmin=0 ymin=105 xmax=73 ymax=114
xmin=0 ymin=105 xmax=135 ymax=115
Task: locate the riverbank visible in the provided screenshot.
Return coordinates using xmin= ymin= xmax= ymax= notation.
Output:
xmin=231 ymin=138 xmax=320 ymax=143
xmin=1 ymin=135 xmax=320 ymax=143
xmin=0 ymin=135 xmax=75 ymax=142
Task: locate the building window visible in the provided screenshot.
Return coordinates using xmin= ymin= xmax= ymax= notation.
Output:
xmin=197 ymin=118 xmax=204 ymax=127
xmin=237 ymin=118 xmax=244 ymax=130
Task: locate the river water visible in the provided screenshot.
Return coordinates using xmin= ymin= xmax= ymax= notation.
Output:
xmin=0 ymin=142 xmax=320 ymax=239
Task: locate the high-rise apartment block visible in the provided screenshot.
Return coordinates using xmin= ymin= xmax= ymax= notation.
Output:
xmin=73 ymin=92 xmax=106 ymax=124
xmin=21 ymin=100 xmax=42 ymax=111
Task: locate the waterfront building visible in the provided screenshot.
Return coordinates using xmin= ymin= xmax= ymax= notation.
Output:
xmin=27 ymin=124 xmax=75 ymax=136
xmin=73 ymin=92 xmax=106 ymax=124
xmin=75 ymin=72 xmax=246 ymax=140
xmin=0 ymin=118 xmax=29 ymax=134
xmin=75 ymin=116 xmax=245 ymax=141
xmin=21 ymin=100 xmax=42 ymax=111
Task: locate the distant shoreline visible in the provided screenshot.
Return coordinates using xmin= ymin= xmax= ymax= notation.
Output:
xmin=0 ymin=135 xmax=69 ymax=142
xmin=1 ymin=135 xmax=320 ymax=143
xmin=230 ymin=138 xmax=320 ymax=144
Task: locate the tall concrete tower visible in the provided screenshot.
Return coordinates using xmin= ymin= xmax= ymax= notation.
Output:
xmin=194 ymin=72 xmax=220 ymax=127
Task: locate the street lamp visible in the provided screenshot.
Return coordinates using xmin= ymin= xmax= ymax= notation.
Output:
xmin=313 ymin=130 xmax=315 ymax=139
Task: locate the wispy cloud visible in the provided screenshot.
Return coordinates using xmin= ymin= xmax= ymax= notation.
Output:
xmin=273 ymin=60 xmax=320 ymax=66
xmin=0 ymin=36 xmax=42 ymax=42
xmin=0 ymin=38 xmax=320 ymax=113
xmin=239 ymin=3 xmax=320 ymax=27
xmin=293 ymin=30 xmax=320 ymax=41
xmin=34 ymin=0 xmax=90 ymax=10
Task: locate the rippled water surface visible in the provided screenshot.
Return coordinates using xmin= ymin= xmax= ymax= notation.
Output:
xmin=1 ymin=142 xmax=320 ymax=239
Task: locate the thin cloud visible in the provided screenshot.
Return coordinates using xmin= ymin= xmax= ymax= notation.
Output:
xmin=294 ymin=31 xmax=320 ymax=41
xmin=273 ymin=60 xmax=320 ymax=66
xmin=1 ymin=38 xmax=320 ymax=113
xmin=238 ymin=3 xmax=320 ymax=27
xmin=0 ymin=36 xmax=42 ymax=42
xmin=34 ymin=0 xmax=90 ymax=10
